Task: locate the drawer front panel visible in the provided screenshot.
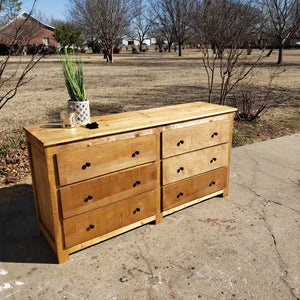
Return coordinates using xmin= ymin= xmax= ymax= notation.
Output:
xmin=163 ymin=143 xmax=229 ymax=185
xmin=163 ymin=168 xmax=227 ymax=211
xmin=63 ymin=190 xmax=156 ymax=248
xmin=162 ymin=118 xmax=231 ymax=158
xmin=57 ymin=134 xmax=156 ymax=186
xmin=60 ymin=163 xmax=157 ymax=219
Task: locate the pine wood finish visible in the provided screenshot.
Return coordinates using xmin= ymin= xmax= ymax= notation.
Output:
xmin=162 ymin=143 xmax=229 ymax=185
xmin=63 ymin=190 xmax=157 ymax=248
xmin=60 ymin=163 xmax=157 ymax=219
xmin=162 ymin=118 xmax=231 ymax=158
xmin=24 ymin=101 xmax=236 ymax=263
xmin=56 ymin=134 xmax=157 ymax=186
xmin=163 ymin=168 xmax=228 ymax=211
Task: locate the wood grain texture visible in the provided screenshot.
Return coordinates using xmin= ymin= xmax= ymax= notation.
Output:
xmin=162 ymin=190 xmax=224 ymax=216
xmin=65 ymin=216 xmax=156 ymax=255
xmin=162 ymin=143 xmax=229 ymax=185
xmin=63 ymin=190 xmax=156 ymax=248
xmin=60 ymin=163 xmax=157 ymax=219
xmin=29 ymin=144 xmax=55 ymax=240
xmin=56 ymin=134 xmax=157 ymax=186
xmin=23 ymin=102 xmax=236 ymax=147
xmin=155 ymin=132 xmax=163 ymax=224
xmin=222 ymin=112 xmax=235 ymax=197
xmin=163 ymin=168 xmax=227 ymax=211
xmin=162 ymin=117 xmax=231 ymax=158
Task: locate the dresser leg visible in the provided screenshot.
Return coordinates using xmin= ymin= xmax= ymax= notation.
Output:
xmin=57 ymin=251 xmax=69 ymax=264
xmin=155 ymin=213 xmax=163 ymax=224
xmin=222 ymin=188 xmax=228 ymax=197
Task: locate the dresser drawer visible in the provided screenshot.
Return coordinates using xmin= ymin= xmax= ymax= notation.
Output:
xmin=60 ymin=163 xmax=157 ymax=219
xmin=56 ymin=134 xmax=156 ymax=186
xmin=162 ymin=118 xmax=231 ymax=158
xmin=163 ymin=168 xmax=227 ymax=211
xmin=63 ymin=190 xmax=156 ymax=248
xmin=162 ymin=143 xmax=228 ymax=185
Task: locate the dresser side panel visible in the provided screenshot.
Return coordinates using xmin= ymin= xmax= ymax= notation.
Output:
xmin=222 ymin=112 xmax=235 ymax=197
xmin=29 ymin=144 xmax=55 ymax=240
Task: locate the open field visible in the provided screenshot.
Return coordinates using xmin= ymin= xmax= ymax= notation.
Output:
xmin=0 ymin=48 xmax=299 ymax=186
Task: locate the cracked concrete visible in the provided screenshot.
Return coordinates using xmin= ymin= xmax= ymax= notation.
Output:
xmin=0 ymin=133 xmax=299 ymax=299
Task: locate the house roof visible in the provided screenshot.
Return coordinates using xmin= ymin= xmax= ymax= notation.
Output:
xmin=0 ymin=11 xmax=54 ymax=32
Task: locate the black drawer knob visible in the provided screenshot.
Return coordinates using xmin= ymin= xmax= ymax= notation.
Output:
xmin=210 ymin=158 xmax=217 ymax=163
xmin=177 ymin=140 xmax=184 ymax=146
xmin=132 ymin=151 xmax=140 ymax=157
xmin=177 ymin=167 xmax=184 ymax=173
xmin=84 ymin=195 xmax=93 ymax=202
xmin=133 ymin=180 xmax=141 ymax=187
xmin=177 ymin=192 xmax=184 ymax=198
xmin=89 ymin=224 xmax=95 ymax=229
xmin=82 ymin=162 xmax=92 ymax=169
xmin=133 ymin=207 xmax=141 ymax=214
xmin=211 ymin=132 xmax=218 ymax=138
xmin=209 ymin=181 xmax=216 ymax=187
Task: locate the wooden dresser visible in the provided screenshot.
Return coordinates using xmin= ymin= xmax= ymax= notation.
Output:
xmin=24 ymin=102 xmax=236 ymax=263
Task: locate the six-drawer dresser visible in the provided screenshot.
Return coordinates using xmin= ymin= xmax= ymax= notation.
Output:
xmin=24 ymin=101 xmax=236 ymax=263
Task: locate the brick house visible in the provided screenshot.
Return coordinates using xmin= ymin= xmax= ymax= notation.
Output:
xmin=0 ymin=11 xmax=57 ymax=50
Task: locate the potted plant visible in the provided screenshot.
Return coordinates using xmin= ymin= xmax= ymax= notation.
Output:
xmin=60 ymin=48 xmax=90 ymax=125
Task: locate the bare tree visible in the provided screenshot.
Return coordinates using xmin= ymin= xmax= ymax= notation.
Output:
xmin=263 ymin=0 xmax=300 ymax=64
xmin=0 ymin=0 xmax=21 ymax=25
xmin=150 ymin=1 xmax=175 ymax=52
xmin=151 ymin=0 xmax=194 ymax=56
xmin=193 ymin=0 xmax=260 ymax=58
xmin=69 ymin=0 xmax=136 ymax=63
xmin=192 ymin=0 xmax=264 ymax=105
xmin=130 ymin=0 xmax=153 ymax=52
xmin=150 ymin=27 xmax=166 ymax=51
xmin=0 ymin=0 xmax=45 ymax=110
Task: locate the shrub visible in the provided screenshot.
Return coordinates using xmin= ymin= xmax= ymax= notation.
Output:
xmin=44 ymin=45 xmax=58 ymax=54
xmin=113 ymin=47 xmax=121 ymax=54
xmin=233 ymin=68 xmax=284 ymax=121
xmin=92 ymin=42 xmax=103 ymax=53
xmin=232 ymin=83 xmax=268 ymax=121
xmin=27 ymin=44 xmax=39 ymax=54
xmin=0 ymin=44 xmax=10 ymax=55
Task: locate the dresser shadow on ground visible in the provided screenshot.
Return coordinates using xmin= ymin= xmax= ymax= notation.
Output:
xmin=0 ymin=184 xmax=57 ymax=264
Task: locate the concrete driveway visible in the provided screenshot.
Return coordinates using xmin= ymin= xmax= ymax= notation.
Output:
xmin=0 ymin=134 xmax=299 ymax=299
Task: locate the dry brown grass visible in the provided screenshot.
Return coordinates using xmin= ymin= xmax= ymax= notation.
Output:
xmin=1 ymin=48 xmax=299 ymax=131
xmin=0 ymin=48 xmax=299 ymax=186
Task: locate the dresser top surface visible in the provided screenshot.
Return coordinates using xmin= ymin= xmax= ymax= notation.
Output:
xmin=24 ymin=101 xmax=236 ymax=147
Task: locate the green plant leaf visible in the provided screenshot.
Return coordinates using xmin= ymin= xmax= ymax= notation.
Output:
xmin=60 ymin=48 xmax=86 ymax=102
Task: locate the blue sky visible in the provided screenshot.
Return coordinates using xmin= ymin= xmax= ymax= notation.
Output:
xmin=22 ymin=0 xmax=69 ymax=21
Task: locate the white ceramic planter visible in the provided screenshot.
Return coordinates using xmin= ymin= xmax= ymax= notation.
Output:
xmin=68 ymin=100 xmax=90 ymax=125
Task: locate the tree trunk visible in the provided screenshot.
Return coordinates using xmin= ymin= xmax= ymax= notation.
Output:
xmin=178 ymin=42 xmax=182 ymax=56
xmin=266 ymin=47 xmax=273 ymax=57
xmin=277 ymin=43 xmax=283 ymax=65
xmin=217 ymin=48 xmax=223 ymax=59
xmin=139 ymin=42 xmax=142 ymax=52
xmin=106 ymin=47 xmax=113 ymax=63
xmin=211 ymin=43 xmax=216 ymax=54
xmin=168 ymin=42 xmax=172 ymax=52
